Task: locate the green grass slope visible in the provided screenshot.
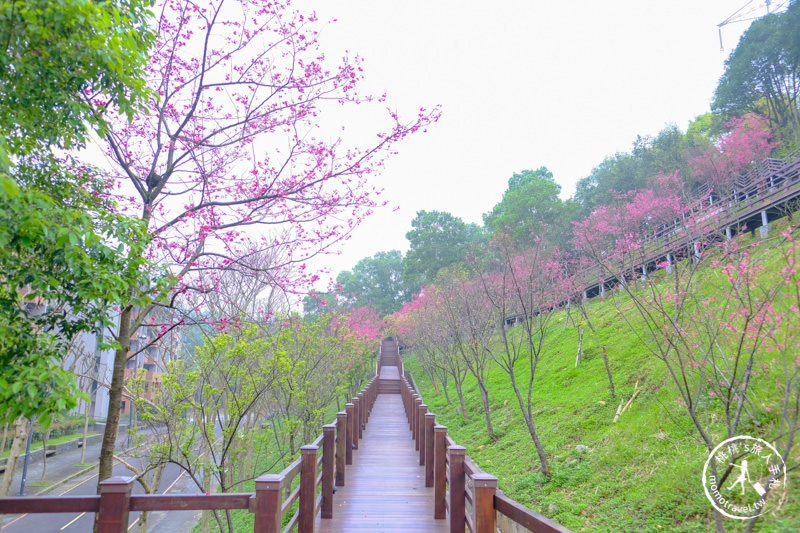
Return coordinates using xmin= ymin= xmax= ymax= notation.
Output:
xmin=403 ymin=219 xmax=800 ymax=532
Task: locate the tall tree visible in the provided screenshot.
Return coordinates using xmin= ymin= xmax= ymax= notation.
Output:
xmin=574 ymin=125 xmax=689 ymax=217
xmin=403 ymin=210 xmax=481 ymax=294
xmin=713 ymin=2 xmax=800 ymax=144
xmin=94 ymin=0 xmax=439 ymax=485
xmin=474 ymin=237 xmax=564 ymax=477
xmin=336 ymin=250 xmax=407 ymax=316
xmin=434 ymin=266 xmax=496 ymax=438
xmin=483 ymin=167 xmax=565 ymax=244
xmin=0 ymin=0 xmax=156 ymax=493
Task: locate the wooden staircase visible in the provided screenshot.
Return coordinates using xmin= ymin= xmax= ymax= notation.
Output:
xmin=378 ymin=338 xmax=402 ymax=394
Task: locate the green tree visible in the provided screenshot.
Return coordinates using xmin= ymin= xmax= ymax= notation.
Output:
xmin=403 ymin=211 xmax=482 ymax=295
xmin=0 ymin=0 xmax=155 ymax=495
xmin=484 ymin=167 xmax=567 ymax=244
xmin=0 ymin=0 xmax=154 ymax=153
xmin=713 ymin=2 xmax=800 ymax=145
xmin=574 ymin=125 xmax=689 ymax=217
xmin=0 ymin=0 xmax=154 ymax=420
xmin=0 ymin=162 xmax=150 ymax=425
xmin=337 ymin=250 xmax=407 ymax=316
xmin=302 ymin=290 xmax=338 ymax=317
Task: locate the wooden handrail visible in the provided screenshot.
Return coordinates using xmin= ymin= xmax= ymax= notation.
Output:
xmin=494 ymin=492 xmax=572 ymax=533
xmin=132 ymin=493 xmax=251 ymax=511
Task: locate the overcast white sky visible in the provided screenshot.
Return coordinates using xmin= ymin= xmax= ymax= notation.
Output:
xmin=293 ymin=0 xmax=767 ymax=290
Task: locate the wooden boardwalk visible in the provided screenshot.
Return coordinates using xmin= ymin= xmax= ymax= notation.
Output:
xmin=316 ymin=382 xmax=448 ymax=532
xmin=0 ymin=340 xmax=570 ymax=532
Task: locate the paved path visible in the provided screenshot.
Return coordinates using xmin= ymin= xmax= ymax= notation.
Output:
xmin=316 ymin=393 xmax=448 ymax=532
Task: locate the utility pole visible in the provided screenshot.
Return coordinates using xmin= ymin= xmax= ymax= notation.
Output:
xmin=18 ymin=416 xmax=35 ymax=496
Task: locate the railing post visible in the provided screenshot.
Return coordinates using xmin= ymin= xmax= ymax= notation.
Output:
xmin=418 ymin=404 xmax=428 ymax=464
xmin=97 ymin=476 xmax=134 ymax=533
xmin=345 ymin=403 xmax=354 ymax=465
xmin=335 ymin=412 xmax=347 ymax=485
xmin=298 ymin=445 xmax=318 ymax=533
xmin=433 ymin=425 xmax=447 ymax=519
xmin=425 ymin=413 xmax=435 ymax=486
xmin=352 ymin=397 xmax=361 ymax=449
xmin=322 ymin=424 xmax=335 ymax=519
xmin=410 ymin=392 xmax=416 ymax=433
xmin=409 ymin=391 xmax=417 ymax=430
xmin=414 ymin=397 xmax=423 ymax=450
xmin=449 ymin=446 xmax=466 ymax=533
xmin=357 ymin=392 xmax=365 ymax=438
xmin=472 ymin=473 xmax=498 ymax=533
xmin=253 ymin=474 xmax=283 ymax=533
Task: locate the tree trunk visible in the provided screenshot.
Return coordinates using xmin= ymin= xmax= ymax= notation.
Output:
xmin=454 ymin=379 xmax=468 ymax=420
xmin=0 ymin=417 xmax=29 ymax=496
xmin=138 ymin=463 xmax=166 ymax=533
xmin=509 ymin=373 xmax=550 ymax=477
xmin=0 ymin=420 xmax=9 ymax=458
xmin=98 ymin=305 xmax=133 ymax=484
xmin=201 ymin=466 xmax=211 ymax=533
xmin=602 ymin=346 xmax=616 ymax=398
xmin=40 ymin=427 xmax=52 ymax=482
xmin=441 ymin=373 xmax=451 ymax=405
xmin=477 ymin=381 xmax=494 ymax=438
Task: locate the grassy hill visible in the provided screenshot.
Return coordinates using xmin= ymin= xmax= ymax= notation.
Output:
xmin=402 ymin=217 xmax=800 ymax=532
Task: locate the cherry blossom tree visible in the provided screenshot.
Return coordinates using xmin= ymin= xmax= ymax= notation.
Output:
xmin=690 ymin=113 xmax=774 ymax=203
xmin=473 ymin=236 xmax=564 ymax=477
xmin=572 ymin=171 xmax=686 ymax=288
xmin=392 ymin=289 xmax=469 ymax=417
xmin=434 ymin=266 xmax=496 ymax=437
xmin=580 ymin=217 xmax=799 ymax=531
xmin=94 ymin=0 xmax=439 ymax=484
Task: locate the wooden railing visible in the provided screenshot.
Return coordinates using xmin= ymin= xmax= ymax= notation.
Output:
xmin=399 ymin=373 xmax=572 ymax=533
xmin=0 ymin=377 xmax=379 ymax=533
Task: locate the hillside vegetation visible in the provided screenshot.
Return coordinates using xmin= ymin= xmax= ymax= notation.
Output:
xmin=402 ymin=214 xmax=800 ymax=533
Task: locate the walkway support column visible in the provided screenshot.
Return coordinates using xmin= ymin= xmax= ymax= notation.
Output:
xmin=449 ymin=446 xmax=466 ymax=533
xmin=335 ymin=412 xmax=346 ymax=485
xmin=473 ymin=473 xmax=498 ymax=533
xmin=418 ymin=404 xmax=428 ymax=464
xmin=433 ymin=425 xmax=448 ymax=519
xmin=253 ymin=474 xmax=282 ymax=533
xmin=358 ymin=393 xmax=365 ymax=438
xmin=321 ymin=424 xmax=335 ymax=518
xmin=298 ymin=445 xmax=318 ymax=533
xmin=352 ymin=397 xmax=361 ymax=450
xmin=345 ymin=403 xmax=354 ymax=465
xmin=97 ymin=476 xmax=133 ymax=533
xmin=425 ymin=413 xmax=435 ymax=486
xmin=414 ymin=397 xmax=423 ymax=448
